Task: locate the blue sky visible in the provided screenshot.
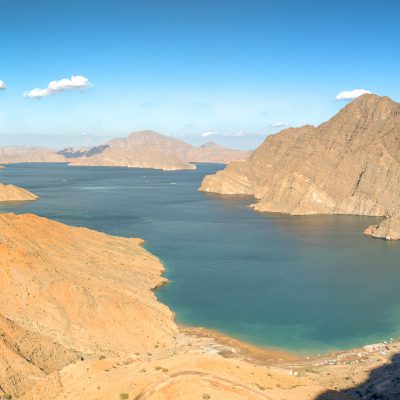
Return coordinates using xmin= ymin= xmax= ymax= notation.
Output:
xmin=0 ymin=0 xmax=399 ymax=149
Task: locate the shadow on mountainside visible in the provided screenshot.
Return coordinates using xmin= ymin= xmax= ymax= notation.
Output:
xmin=316 ymin=353 xmax=400 ymax=399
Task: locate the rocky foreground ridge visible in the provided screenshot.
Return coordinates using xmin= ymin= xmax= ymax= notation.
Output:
xmin=200 ymin=94 xmax=400 ymax=239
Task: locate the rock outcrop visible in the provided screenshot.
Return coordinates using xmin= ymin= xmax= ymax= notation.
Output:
xmin=66 ymin=130 xmax=250 ymax=170
xmin=364 ymin=210 xmax=400 ymax=240
xmin=0 ymin=147 xmax=65 ymax=163
xmin=200 ymin=94 xmax=400 ymax=237
xmin=0 ymin=183 xmax=38 ymax=202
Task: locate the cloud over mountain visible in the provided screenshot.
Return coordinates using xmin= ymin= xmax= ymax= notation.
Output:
xmin=335 ymin=89 xmax=371 ymax=101
xmin=24 ymin=75 xmax=91 ymax=98
xmin=271 ymin=122 xmax=289 ymax=128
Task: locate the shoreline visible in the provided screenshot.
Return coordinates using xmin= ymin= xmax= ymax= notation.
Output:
xmin=179 ymin=323 xmax=400 ymax=369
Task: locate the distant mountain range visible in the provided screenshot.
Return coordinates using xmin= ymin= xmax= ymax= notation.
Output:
xmin=0 ymin=131 xmax=250 ymax=171
xmin=200 ymin=94 xmax=400 ymax=239
xmin=0 ymin=146 xmax=65 ymax=164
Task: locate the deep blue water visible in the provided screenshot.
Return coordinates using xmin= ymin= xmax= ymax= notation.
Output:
xmin=1 ymin=163 xmax=400 ymax=354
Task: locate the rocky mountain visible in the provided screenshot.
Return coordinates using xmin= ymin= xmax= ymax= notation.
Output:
xmin=0 ymin=146 xmax=65 ymax=163
xmin=58 ymin=144 xmax=109 ymax=158
xmin=0 ymin=182 xmax=38 ymax=202
xmin=65 ymin=130 xmax=250 ymax=170
xmin=200 ymin=94 xmax=400 ymax=238
xmin=185 ymin=141 xmax=251 ymax=164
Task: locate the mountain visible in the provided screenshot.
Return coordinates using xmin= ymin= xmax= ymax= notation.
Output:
xmin=0 ymin=146 xmax=65 ymax=163
xmin=57 ymin=144 xmax=109 ymax=158
xmin=200 ymin=94 xmax=400 ymax=238
xmin=0 ymin=182 xmax=38 ymax=202
xmin=65 ymin=130 xmax=250 ymax=170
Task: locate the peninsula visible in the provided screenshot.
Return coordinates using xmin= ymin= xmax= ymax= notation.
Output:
xmin=0 ymin=182 xmax=38 ymax=202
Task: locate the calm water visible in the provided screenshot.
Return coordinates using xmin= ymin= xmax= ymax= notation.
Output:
xmin=1 ymin=163 xmax=400 ymax=354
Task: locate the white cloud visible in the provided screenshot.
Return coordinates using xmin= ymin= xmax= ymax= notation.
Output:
xmin=201 ymin=131 xmax=219 ymax=137
xmin=271 ymin=122 xmax=289 ymax=128
xmin=0 ymin=80 xmax=6 ymax=90
xmin=223 ymin=131 xmax=245 ymax=137
xmin=335 ymin=89 xmax=371 ymax=101
xmin=24 ymin=75 xmax=91 ymax=98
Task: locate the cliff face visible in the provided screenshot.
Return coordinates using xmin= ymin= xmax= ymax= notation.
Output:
xmin=66 ymin=130 xmax=250 ymax=170
xmin=0 ymin=147 xmax=65 ymax=163
xmin=201 ymin=95 xmax=400 ymax=230
xmin=0 ymin=182 xmax=38 ymax=202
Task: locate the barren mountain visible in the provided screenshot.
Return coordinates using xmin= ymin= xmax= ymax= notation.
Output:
xmin=185 ymin=141 xmax=251 ymax=163
xmin=0 ymin=212 xmax=177 ymax=396
xmin=0 ymin=182 xmax=38 ymax=202
xmin=0 ymin=147 xmax=65 ymax=163
xmin=200 ymin=94 xmax=400 ymax=238
xmin=66 ymin=130 xmax=250 ymax=170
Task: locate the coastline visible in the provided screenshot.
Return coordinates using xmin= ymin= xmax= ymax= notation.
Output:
xmin=180 ymin=322 xmax=400 ymax=371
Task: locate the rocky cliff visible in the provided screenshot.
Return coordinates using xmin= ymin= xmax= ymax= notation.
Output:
xmin=0 ymin=182 xmax=38 ymax=202
xmin=364 ymin=210 xmax=400 ymax=240
xmin=200 ymin=94 xmax=400 ymax=238
xmin=66 ymin=130 xmax=250 ymax=170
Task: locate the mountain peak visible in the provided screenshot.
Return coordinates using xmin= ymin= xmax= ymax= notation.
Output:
xmin=340 ymin=94 xmax=400 ymax=120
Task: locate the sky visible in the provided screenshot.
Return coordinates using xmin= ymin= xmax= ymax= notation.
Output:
xmin=0 ymin=0 xmax=399 ymax=150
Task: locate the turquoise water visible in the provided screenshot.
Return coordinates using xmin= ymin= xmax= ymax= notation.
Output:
xmin=1 ymin=163 xmax=400 ymax=354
